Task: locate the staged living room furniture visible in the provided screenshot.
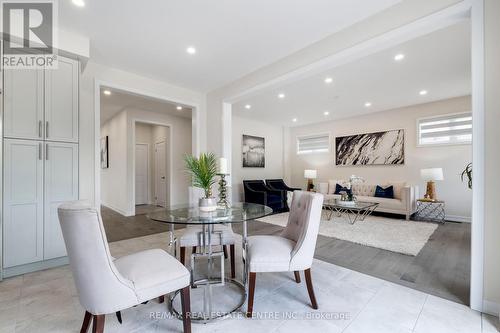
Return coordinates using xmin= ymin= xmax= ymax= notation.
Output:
xmin=58 ymin=201 xmax=192 ymax=333
xmin=246 ymin=191 xmax=324 ymax=317
xmin=318 ymin=180 xmax=418 ymax=220
xmin=243 ymin=180 xmax=286 ymax=213
xmin=148 ymin=202 xmax=273 ymax=322
xmin=324 ymin=199 xmax=380 ymax=224
xmin=414 ymin=199 xmax=446 ymax=223
xmin=265 ymin=179 xmax=301 ymax=211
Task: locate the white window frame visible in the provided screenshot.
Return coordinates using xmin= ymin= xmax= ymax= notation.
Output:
xmin=296 ymin=132 xmax=331 ymax=155
xmin=416 ymin=111 xmax=472 ymax=147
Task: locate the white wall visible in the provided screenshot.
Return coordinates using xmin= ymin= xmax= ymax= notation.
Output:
xmin=100 ymin=110 xmax=128 ymax=214
xmin=231 ymin=116 xmax=285 ymax=201
xmin=289 ymin=96 xmax=472 ymax=221
xmin=100 ymin=108 xmax=192 ymax=215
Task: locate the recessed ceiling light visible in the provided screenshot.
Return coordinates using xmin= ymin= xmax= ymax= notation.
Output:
xmin=186 ymin=46 xmax=196 ymax=55
xmin=419 ymin=90 xmax=428 ymax=96
xmin=245 ymin=104 xmax=252 ymax=109
xmin=394 ymin=53 xmax=405 ymax=61
xmin=176 ymin=106 xmax=183 ymax=110
xmin=292 ymin=118 xmax=297 ymax=122
xmin=364 ymin=102 xmax=372 ymax=107
xmin=323 ymin=111 xmax=330 ymax=116
xmin=324 ymin=77 xmax=333 ymax=84
xmin=278 ymin=93 xmax=285 ymax=99
xmin=103 ymin=90 xmax=111 ymax=96
xmin=72 ymin=0 xmax=85 ymax=7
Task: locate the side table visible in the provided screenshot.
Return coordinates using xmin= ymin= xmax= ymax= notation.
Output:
xmin=414 ymin=199 xmax=445 ymax=223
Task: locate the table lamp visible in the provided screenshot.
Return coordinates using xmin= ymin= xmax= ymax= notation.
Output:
xmin=420 ymin=168 xmax=443 ymax=201
xmin=304 ymin=169 xmax=317 ymax=191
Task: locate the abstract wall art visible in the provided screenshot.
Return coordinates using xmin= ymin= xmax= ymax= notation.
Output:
xmin=242 ymin=134 xmax=265 ymax=168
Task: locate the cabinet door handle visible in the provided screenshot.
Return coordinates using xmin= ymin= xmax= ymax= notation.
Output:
xmin=38 ymin=121 xmax=42 ymax=138
xmin=39 ymin=143 xmax=42 ymax=160
xmin=45 ymin=143 xmax=49 ymax=160
xmin=45 ymin=121 xmax=49 ymax=138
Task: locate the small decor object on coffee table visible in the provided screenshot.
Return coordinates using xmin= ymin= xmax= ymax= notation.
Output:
xmin=414 ymin=199 xmax=445 ymax=223
xmin=184 ymin=153 xmax=218 ymax=212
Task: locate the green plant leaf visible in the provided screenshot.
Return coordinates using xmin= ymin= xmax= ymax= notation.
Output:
xmin=184 ymin=153 xmax=218 ymax=197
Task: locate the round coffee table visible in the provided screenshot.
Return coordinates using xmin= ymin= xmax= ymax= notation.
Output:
xmin=147 ymin=202 xmax=273 ymax=323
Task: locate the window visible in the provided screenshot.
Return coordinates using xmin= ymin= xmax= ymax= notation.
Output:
xmin=297 ymin=134 xmax=330 ymax=154
xmin=417 ymin=112 xmax=472 ymax=146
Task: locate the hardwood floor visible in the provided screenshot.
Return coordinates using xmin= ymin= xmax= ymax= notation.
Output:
xmin=102 ymin=205 xmax=470 ymax=306
xmin=234 ymin=219 xmax=471 ymax=306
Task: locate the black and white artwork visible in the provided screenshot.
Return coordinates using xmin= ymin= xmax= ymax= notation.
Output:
xmin=242 ymin=135 xmax=265 ymax=168
xmin=101 ymin=136 xmax=109 ymax=169
xmin=335 ymin=129 xmax=404 ymax=166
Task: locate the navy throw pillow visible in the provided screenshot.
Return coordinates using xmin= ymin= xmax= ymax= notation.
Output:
xmin=334 ymin=183 xmax=352 ymax=195
xmin=374 ymin=185 xmax=394 ymax=199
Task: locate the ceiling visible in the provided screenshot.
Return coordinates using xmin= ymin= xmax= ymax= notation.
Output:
xmin=233 ymin=20 xmax=471 ymax=127
xmin=59 ymin=0 xmax=401 ymax=92
xmin=100 ymin=88 xmax=192 ymax=124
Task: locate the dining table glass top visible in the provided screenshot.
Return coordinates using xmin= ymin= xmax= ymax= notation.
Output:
xmin=147 ymin=202 xmax=273 ymax=225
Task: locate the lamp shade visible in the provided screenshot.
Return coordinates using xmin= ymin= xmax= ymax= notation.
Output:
xmin=304 ymin=169 xmax=317 ymax=179
xmin=420 ymin=168 xmax=443 ymax=181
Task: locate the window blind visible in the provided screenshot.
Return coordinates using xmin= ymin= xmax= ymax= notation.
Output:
xmin=418 ymin=112 xmax=472 ymax=146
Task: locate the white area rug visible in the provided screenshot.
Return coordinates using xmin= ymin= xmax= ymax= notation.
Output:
xmin=257 ymin=211 xmax=438 ymax=256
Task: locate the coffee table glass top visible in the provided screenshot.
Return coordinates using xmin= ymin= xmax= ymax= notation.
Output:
xmin=324 ymin=199 xmax=379 ymax=210
xmin=147 ymin=202 xmax=273 ymax=225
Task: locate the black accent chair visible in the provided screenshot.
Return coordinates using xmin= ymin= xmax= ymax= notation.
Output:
xmin=243 ymin=180 xmax=286 ymax=213
xmin=266 ymin=179 xmax=301 ymax=212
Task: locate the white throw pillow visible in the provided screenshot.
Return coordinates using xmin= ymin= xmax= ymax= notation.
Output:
xmin=386 ymin=181 xmax=406 ymax=200
xmin=318 ymin=182 xmax=329 ymax=195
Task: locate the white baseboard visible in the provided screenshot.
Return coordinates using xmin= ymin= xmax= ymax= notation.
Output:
xmin=446 ymin=214 xmax=471 ymax=223
xmin=101 ymin=202 xmax=133 ymax=217
xmin=483 ymin=299 xmax=500 ymax=317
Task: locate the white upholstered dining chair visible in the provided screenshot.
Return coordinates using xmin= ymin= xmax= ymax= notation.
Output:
xmin=179 ymin=187 xmax=236 ymax=278
xmin=58 ymin=201 xmax=192 ymax=333
xmin=246 ymin=191 xmax=324 ymax=317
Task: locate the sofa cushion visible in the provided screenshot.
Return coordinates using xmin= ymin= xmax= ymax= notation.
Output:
xmin=375 ymin=185 xmax=394 ymax=199
xmin=357 ymin=196 xmax=404 ymax=210
xmin=334 ymin=183 xmax=352 ymax=195
xmin=352 ymin=184 xmax=376 ymax=197
xmin=318 ymin=182 xmax=329 ymax=195
xmin=386 ymin=181 xmax=406 ymax=200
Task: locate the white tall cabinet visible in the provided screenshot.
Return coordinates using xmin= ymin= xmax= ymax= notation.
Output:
xmin=2 ymin=56 xmax=79 ymax=275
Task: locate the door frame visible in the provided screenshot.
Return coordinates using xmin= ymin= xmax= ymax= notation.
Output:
xmin=220 ymin=0 xmax=485 ymax=312
xmin=153 ymin=139 xmax=168 ymax=207
xmin=134 ymin=142 xmax=150 ymax=205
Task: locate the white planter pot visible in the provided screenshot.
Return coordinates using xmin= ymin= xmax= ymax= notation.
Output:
xmin=199 ymin=197 xmax=217 ymax=212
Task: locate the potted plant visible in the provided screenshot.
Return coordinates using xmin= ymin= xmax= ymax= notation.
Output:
xmin=185 ymin=153 xmax=218 ymax=211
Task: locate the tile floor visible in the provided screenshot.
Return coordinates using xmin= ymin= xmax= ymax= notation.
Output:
xmin=0 ymin=232 xmax=496 ymax=333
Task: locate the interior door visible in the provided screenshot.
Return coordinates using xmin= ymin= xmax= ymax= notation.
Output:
xmin=135 ymin=144 xmax=149 ymax=205
xmin=3 ymin=69 xmax=44 ymax=140
xmin=44 ymin=56 xmax=79 ymax=143
xmin=155 ymin=141 xmax=167 ymax=207
xmin=44 ymin=142 xmax=79 ymax=260
xmin=3 ymin=139 xmax=44 ymax=268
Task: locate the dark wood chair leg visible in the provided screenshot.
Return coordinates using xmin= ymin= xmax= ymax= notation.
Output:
xmin=304 ymin=268 xmax=318 ymax=309
xmin=80 ymin=311 xmax=92 ymax=333
xmin=223 ymin=245 xmax=228 ymax=259
xmin=294 ymin=271 xmax=301 ymax=283
xmin=192 ymin=246 xmax=196 ymax=254
xmin=115 ymin=311 xmax=122 ymax=324
xmin=180 ymin=286 xmax=191 ymax=333
xmin=246 ymin=272 xmax=256 ymax=318
xmin=92 ymin=315 xmax=105 ymax=333
xmin=158 ymin=295 xmax=165 ymax=304
xmin=230 ymin=244 xmax=235 ymax=279
xmin=180 ymin=246 xmax=186 ymax=265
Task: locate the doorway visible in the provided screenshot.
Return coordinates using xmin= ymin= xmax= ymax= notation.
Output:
xmin=135 ymin=143 xmax=149 ymax=205
xmin=154 ymin=140 xmax=167 ymax=207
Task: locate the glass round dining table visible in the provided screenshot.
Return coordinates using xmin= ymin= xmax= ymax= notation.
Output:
xmin=147 ymin=202 xmax=273 ymax=322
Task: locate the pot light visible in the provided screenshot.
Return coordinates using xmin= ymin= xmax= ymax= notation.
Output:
xmin=394 ymin=53 xmax=405 ymax=61
xmin=103 ymin=90 xmax=111 ymax=96
xmin=245 ymin=104 xmax=252 ymax=109
xmin=364 ymin=102 xmax=372 ymax=107
xmin=324 ymin=77 xmax=333 ymax=84
xmin=323 ymin=111 xmax=330 ymax=116
xmin=419 ymin=90 xmax=428 ymax=96
xmin=278 ymin=93 xmax=285 ymax=99
xmin=292 ymin=118 xmax=297 ymax=122
xmin=186 ymin=46 xmax=196 ymax=55
xmin=176 ymin=106 xmax=183 ymax=110
xmin=72 ymin=0 xmax=85 ymax=7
